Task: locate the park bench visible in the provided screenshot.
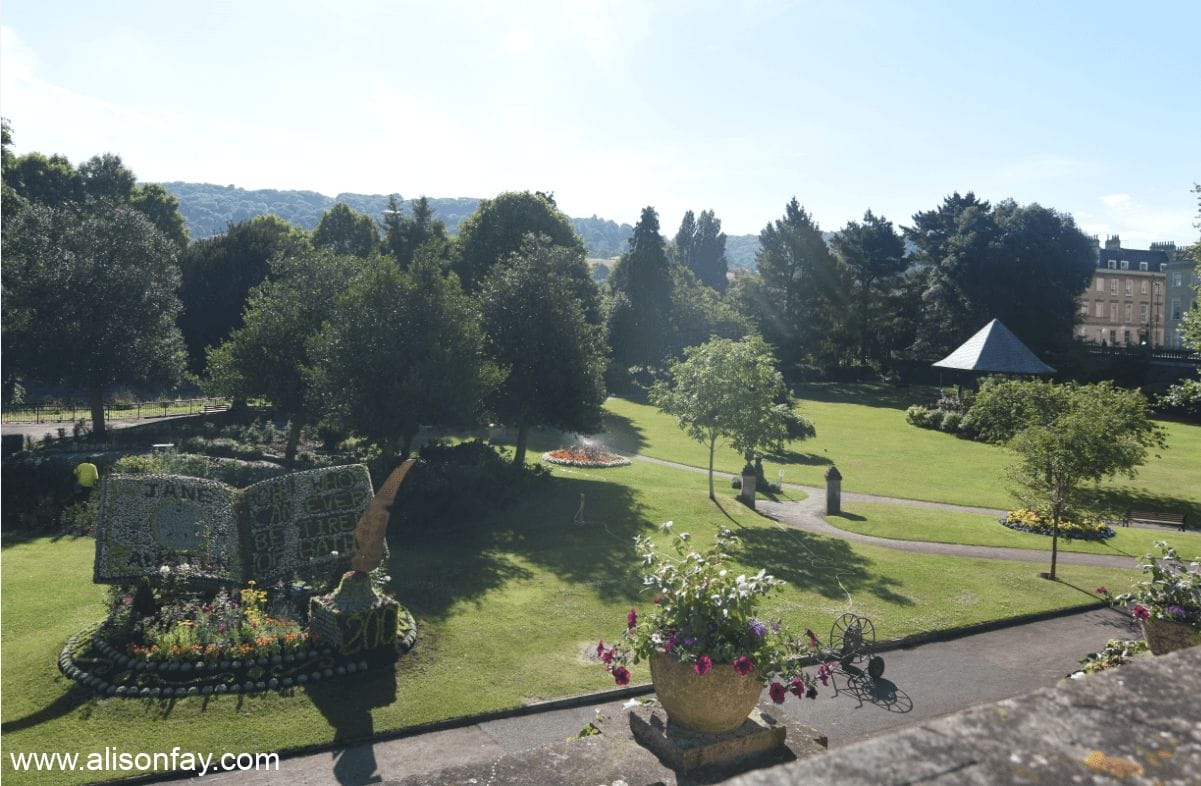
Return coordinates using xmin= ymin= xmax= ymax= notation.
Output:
xmin=202 ymin=403 xmax=230 ymax=413
xmin=1125 ymin=511 xmax=1187 ymax=531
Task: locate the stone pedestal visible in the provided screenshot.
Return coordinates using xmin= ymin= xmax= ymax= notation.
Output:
xmin=825 ymin=465 xmax=842 ymax=515
xmin=629 ymin=706 xmax=798 ymax=772
xmin=741 ymin=471 xmax=757 ymax=509
xmin=309 ymin=571 xmax=400 ymax=656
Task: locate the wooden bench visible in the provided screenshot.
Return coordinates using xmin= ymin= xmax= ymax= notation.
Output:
xmin=1126 ymin=511 xmax=1187 ymax=531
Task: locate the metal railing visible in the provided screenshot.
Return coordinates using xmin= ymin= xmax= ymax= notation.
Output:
xmin=1 ymin=398 xmax=232 ymax=425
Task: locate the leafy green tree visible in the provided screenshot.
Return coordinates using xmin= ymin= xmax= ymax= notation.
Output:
xmin=480 ymin=236 xmax=608 ymax=465
xmin=608 ymin=206 xmax=675 ymax=368
xmin=1160 ymin=184 xmax=1201 ymax=415
xmin=308 ymin=256 xmax=496 ymax=463
xmin=745 ymin=198 xmax=841 ymax=377
xmin=650 ymin=336 xmax=811 ymax=500
xmin=381 ymin=194 xmax=449 ymax=269
xmin=180 ymin=215 xmax=309 ymax=372
xmin=907 ymin=194 xmax=1094 ymax=358
xmin=1006 ymin=381 xmax=1165 ymax=579
xmin=2 ymin=203 xmax=186 ymax=439
xmin=312 ymin=202 xmax=379 ymax=258
xmin=454 ymin=191 xmax=584 ymax=291
xmin=207 ymin=249 xmax=364 ymax=464
xmin=831 ymin=210 xmax=908 ymax=365
xmin=674 ymin=209 xmax=729 ymax=293
xmin=665 ymin=264 xmax=749 ymax=357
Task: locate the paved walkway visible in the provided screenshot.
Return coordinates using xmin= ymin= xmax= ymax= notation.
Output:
xmin=635 ymin=455 xmax=1143 ymax=569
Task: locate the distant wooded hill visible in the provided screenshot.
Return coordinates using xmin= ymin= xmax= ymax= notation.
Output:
xmin=159 ymin=182 xmax=762 ymax=269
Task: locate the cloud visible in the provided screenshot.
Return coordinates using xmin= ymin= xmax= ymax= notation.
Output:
xmin=1077 ymin=192 xmax=1194 ymax=245
xmin=1100 ymin=193 xmax=1132 ymax=208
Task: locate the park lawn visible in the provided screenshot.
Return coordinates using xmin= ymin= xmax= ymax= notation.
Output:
xmin=2 ymin=461 xmax=1138 ymax=786
xmin=828 ymin=502 xmax=1201 ymax=560
xmin=602 ymin=389 xmax=1201 ymax=517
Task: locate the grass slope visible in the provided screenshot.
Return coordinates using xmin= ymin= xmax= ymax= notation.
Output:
xmin=2 ymin=460 xmax=1138 ymax=785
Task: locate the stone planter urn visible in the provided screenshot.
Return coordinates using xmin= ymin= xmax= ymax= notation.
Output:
xmin=1141 ymin=618 xmax=1201 ymax=656
xmin=649 ymin=651 xmax=762 ymax=734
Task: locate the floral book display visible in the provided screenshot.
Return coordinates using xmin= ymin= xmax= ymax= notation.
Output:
xmin=61 ymin=463 xmax=418 ymax=699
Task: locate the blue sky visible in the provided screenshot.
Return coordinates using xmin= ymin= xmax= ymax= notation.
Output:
xmin=2 ymin=0 xmax=1198 ymax=243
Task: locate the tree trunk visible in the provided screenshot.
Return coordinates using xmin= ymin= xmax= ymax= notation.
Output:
xmin=400 ymin=432 xmax=413 ymax=462
xmin=89 ymin=386 xmax=107 ymax=442
xmin=708 ymin=436 xmax=717 ymax=501
xmin=1049 ymin=508 xmax=1060 ymax=580
xmin=514 ymin=423 xmax=530 ymax=466
xmin=284 ymin=414 xmax=305 ymax=468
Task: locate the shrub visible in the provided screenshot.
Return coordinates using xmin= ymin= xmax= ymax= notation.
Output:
xmin=906 ymin=405 xmax=932 ymax=428
xmin=390 ymin=440 xmax=547 ymax=530
xmin=1000 ymin=508 xmax=1115 ymax=540
xmin=940 ymin=411 xmax=963 ymax=433
xmin=960 ymin=377 xmax=1069 ymax=444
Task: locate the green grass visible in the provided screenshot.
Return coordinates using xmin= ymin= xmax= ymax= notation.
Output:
xmin=828 ymin=502 xmax=1201 ymax=559
xmin=2 ymin=458 xmax=1140 ymax=785
xmin=601 ymin=385 xmax=1201 ymax=519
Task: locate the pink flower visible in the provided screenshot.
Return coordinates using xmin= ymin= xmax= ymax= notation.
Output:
xmin=818 ymin=663 xmax=833 ymax=686
xmin=694 ymin=655 xmax=712 ymax=676
xmin=665 ymin=633 xmax=677 ymax=654
xmin=627 ymin=608 xmax=638 ymax=629
xmin=602 ymin=648 xmax=615 ymax=665
xmin=1133 ymin=604 xmax=1150 ymax=621
xmin=612 ymin=667 xmax=630 ymax=685
xmin=789 ymin=677 xmax=806 ymax=698
xmin=804 ymin=629 xmax=819 ymax=649
xmin=769 ymin=682 xmax=787 ymax=703
xmin=1096 ymin=586 xmax=1109 ymax=596
xmin=596 ymin=641 xmax=605 ymax=658
xmin=733 ymin=656 xmax=754 ymax=676
xmin=653 ymin=595 xmax=664 ymax=605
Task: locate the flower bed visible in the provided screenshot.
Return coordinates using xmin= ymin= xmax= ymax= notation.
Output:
xmin=1000 ymin=508 xmax=1115 ymax=541
xmin=542 ymin=444 xmax=630 ymax=468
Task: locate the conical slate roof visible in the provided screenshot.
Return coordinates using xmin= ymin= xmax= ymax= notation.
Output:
xmin=932 ymin=319 xmax=1055 ymax=374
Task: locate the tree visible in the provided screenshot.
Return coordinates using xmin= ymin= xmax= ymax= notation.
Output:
xmin=608 ymin=206 xmax=675 ymax=368
xmin=312 ymin=202 xmax=379 ymax=258
xmin=830 ymin=211 xmax=908 ymax=365
xmin=674 ymin=209 xmax=729 ymax=293
xmin=665 ymin=263 xmax=749 ymax=358
xmin=308 ymin=256 xmax=497 ymax=463
xmin=906 ymin=194 xmax=1094 ymax=358
xmin=650 ymin=336 xmax=812 ymax=500
xmin=454 ymin=191 xmax=584 ymax=291
xmin=180 ymin=215 xmax=310 ymax=372
xmin=747 ymin=198 xmax=841 ymax=377
xmin=381 ymin=194 xmax=449 ymax=269
xmin=480 ymin=236 xmax=608 ymax=465
xmin=207 ymin=249 xmax=364 ymax=464
xmin=2 ymin=202 xmax=186 ymax=439
xmin=1005 ymin=381 xmax=1164 ymax=579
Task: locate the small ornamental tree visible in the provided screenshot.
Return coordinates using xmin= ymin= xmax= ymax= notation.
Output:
xmin=650 ymin=336 xmax=813 ymax=500
xmin=1006 ymin=381 xmax=1165 ymax=579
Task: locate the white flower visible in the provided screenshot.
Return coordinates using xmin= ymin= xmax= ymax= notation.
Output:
xmin=330 ymin=550 xmax=339 ymax=558
xmin=159 ymin=565 xmax=171 ymax=576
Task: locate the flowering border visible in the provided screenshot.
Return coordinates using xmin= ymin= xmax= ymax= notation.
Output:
xmin=541 ymin=451 xmax=631 ymax=468
xmin=999 ymin=512 xmax=1115 ymax=541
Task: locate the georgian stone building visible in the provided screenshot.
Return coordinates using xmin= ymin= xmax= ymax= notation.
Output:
xmin=1075 ymin=236 xmax=1177 ymax=347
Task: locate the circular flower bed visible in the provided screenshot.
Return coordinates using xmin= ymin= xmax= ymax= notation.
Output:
xmin=542 ymin=444 xmax=630 ymax=468
xmin=1001 ymin=508 xmax=1115 ymax=541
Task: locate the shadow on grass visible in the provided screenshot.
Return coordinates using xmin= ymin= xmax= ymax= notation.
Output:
xmin=0 ymin=529 xmax=91 ymax=549
xmin=387 ymin=474 xmax=647 ymax=621
xmin=1 ymin=685 xmax=95 ymax=733
xmin=759 ymin=449 xmax=832 ymax=468
xmin=599 ymin=410 xmax=648 ymax=456
xmin=306 ymin=671 xmax=398 ymax=785
xmin=735 ymin=526 xmax=913 ymax=605
xmin=794 ymin=382 xmax=943 ymax=411
xmin=829 ymin=512 xmax=866 ymax=522
xmin=1080 ymin=486 xmax=1200 ymax=527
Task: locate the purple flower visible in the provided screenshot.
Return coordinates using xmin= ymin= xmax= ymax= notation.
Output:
xmin=733 ymin=656 xmax=754 ymax=676
xmin=596 ymin=640 xmax=605 ymax=657
xmin=789 ymin=677 xmax=806 ymax=698
xmin=602 ymin=648 xmax=615 ymax=665
xmin=612 ymin=667 xmax=630 ymax=686
xmin=1133 ymin=604 xmax=1150 ymax=621
xmin=804 ymin=629 xmax=819 ymax=649
xmin=694 ymin=655 xmax=712 ymax=676
xmin=818 ymin=663 xmax=833 ymax=686
xmin=683 ymin=636 xmax=697 ymax=648
xmin=1167 ymin=605 xmax=1187 ymax=618
xmin=769 ymin=682 xmax=787 ymax=703
xmin=1096 ymin=586 xmax=1109 ymax=596
xmin=627 ymin=608 xmax=638 ymax=629
xmin=665 ymin=633 xmax=677 ymax=654
xmin=748 ymin=619 xmax=767 ymax=639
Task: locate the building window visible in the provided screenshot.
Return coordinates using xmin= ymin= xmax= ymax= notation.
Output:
xmin=1109 ymin=279 xmax=1118 ymax=295
xmin=1110 ymin=303 xmax=1118 ymax=322
xmin=1096 ymin=277 xmax=1105 ymax=292
xmin=1120 ymin=260 xmax=1129 ymax=270
xmin=1172 ymin=299 xmax=1183 ymax=321
xmin=1140 ymin=304 xmax=1149 ymax=321
xmin=1124 ymin=330 xmax=1131 ymax=345
xmin=1095 ymin=301 xmax=1105 ymax=318
xmin=1110 ymin=329 xmax=1117 ymax=344
xmin=1173 ymin=272 xmax=1184 ymax=287
xmin=1141 ymin=280 xmax=1149 ymax=295
xmin=1140 ymin=261 xmax=1149 ymax=271
xmin=1125 ymin=279 xmax=1133 ymax=296
xmin=1107 ymin=260 xmax=1116 ymax=269
xmin=1154 ymin=282 xmax=1161 ymax=294
xmin=1125 ymin=303 xmax=1133 ymax=322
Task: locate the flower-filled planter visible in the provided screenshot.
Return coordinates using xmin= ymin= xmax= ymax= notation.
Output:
xmin=1001 ymin=508 xmax=1115 ymax=541
xmin=597 ymin=524 xmax=821 ymax=734
xmin=542 ymin=443 xmax=630 ymax=468
xmin=1104 ymin=542 xmax=1201 ymax=656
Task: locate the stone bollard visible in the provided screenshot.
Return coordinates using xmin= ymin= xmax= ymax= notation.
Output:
xmin=741 ymin=461 xmax=757 ymax=509
xmin=825 ymin=465 xmax=842 ymax=515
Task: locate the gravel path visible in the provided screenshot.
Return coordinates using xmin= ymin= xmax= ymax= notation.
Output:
xmin=632 ymin=454 xmax=1139 ymax=569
